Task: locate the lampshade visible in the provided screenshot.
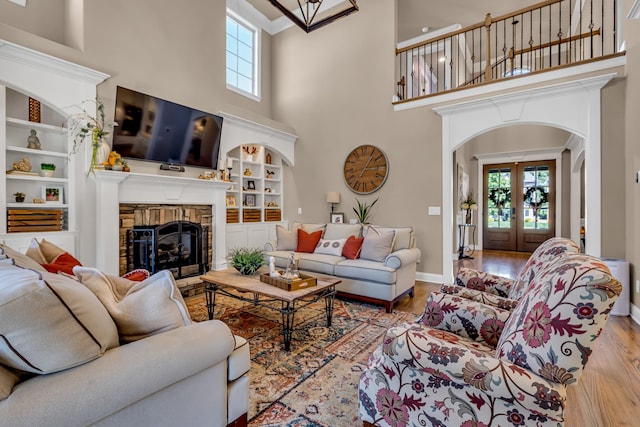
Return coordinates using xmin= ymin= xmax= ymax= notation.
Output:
xmin=326 ymin=192 xmax=340 ymax=204
xmin=267 ymin=0 xmax=359 ymax=33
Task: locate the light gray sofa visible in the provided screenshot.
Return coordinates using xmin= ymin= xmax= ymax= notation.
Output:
xmin=0 ymin=244 xmax=250 ymax=427
xmin=264 ymin=222 xmax=421 ymax=312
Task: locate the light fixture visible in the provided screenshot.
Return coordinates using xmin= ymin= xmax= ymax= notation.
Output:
xmin=326 ymin=191 xmax=340 ymax=213
xmin=268 ymin=0 xmax=359 ymax=33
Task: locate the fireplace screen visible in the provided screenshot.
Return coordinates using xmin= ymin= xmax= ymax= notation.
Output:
xmin=128 ymin=221 xmax=209 ymax=280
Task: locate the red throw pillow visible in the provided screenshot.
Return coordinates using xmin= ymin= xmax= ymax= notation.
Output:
xmin=296 ymin=229 xmax=323 ymax=253
xmin=342 ymin=235 xmax=364 ymax=260
xmin=121 ymin=269 xmax=151 ymax=282
xmin=42 ymin=252 xmax=82 ymax=275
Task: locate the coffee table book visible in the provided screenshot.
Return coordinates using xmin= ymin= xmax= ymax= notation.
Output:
xmin=260 ymin=272 xmax=317 ymax=291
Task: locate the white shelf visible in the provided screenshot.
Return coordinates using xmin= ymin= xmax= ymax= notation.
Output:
xmin=6 ymin=175 xmax=68 ymax=183
xmin=7 ymin=145 xmax=69 ymax=158
xmin=6 ymin=117 xmax=67 ymax=134
xmin=7 ymin=203 xmax=69 ymax=209
xmin=264 ymin=178 xmax=279 ymax=182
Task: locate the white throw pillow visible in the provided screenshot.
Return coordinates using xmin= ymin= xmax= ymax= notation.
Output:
xmin=276 ymin=224 xmax=298 ymax=251
xmin=313 ymin=238 xmax=347 ymax=256
xmin=0 ymin=263 xmax=119 ymax=374
xmin=73 ymin=267 xmax=191 ymax=343
xmin=360 ymin=229 xmax=396 ymax=262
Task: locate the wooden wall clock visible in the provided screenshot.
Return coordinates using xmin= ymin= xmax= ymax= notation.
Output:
xmin=343 ymin=145 xmax=389 ymax=194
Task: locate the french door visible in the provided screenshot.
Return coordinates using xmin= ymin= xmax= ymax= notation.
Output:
xmin=483 ymin=161 xmax=555 ymax=252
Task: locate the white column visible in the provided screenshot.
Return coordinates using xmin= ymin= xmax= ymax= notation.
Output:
xmin=93 ymin=172 xmax=128 ymax=274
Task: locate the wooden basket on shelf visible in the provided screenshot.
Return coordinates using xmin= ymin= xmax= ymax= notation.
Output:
xmin=7 ymin=209 xmax=63 ymax=233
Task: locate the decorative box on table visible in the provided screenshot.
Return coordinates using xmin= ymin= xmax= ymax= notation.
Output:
xmin=260 ymin=272 xmax=317 ymax=291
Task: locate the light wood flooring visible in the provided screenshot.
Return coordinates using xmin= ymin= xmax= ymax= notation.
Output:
xmin=394 ymin=250 xmax=640 ymax=427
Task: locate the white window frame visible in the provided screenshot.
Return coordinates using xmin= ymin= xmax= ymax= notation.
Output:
xmin=226 ymin=10 xmax=261 ymax=102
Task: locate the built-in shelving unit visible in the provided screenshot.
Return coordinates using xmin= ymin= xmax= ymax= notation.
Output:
xmin=225 ymin=144 xmax=282 ymax=224
xmin=2 ymin=89 xmax=73 ymax=234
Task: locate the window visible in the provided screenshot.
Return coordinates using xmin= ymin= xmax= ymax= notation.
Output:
xmin=226 ymin=13 xmax=260 ymax=100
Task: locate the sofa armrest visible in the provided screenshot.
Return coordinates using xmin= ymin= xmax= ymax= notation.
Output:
xmin=3 ymin=321 xmax=236 ymax=427
xmin=416 ymin=291 xmax=512 ymax=347
xmin=384 ymin=247 xmax=421 ymax=269
xmin=264 ymin=240 xmax=276 ymax=252
xmin=456 ymin=267 xmax=515 ymax=298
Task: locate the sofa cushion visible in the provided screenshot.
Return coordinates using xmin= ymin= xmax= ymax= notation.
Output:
xmin=324 ymin=223 xmax=362 ymax=240
xmin=0 ymin=244 xmax=46 ymax=273
xmin=276 ymin=225 xmax=297 ymax=251
xmin=334 ymin=259 xmax=397 ymax=285
xmin=291 ymin=222 xmax=326 ymax=235
xmin=228 ymin=335 xmax=250 ymax=382
xmin=296 ymin=229 xmax=323 ymax=253
xmin=360 ymin=228 xmax=395 ymax=262
xmin=298 ymin=253 xmax=344 ymax=275
xmin=365 ymin=225 xmax=413 ymax=251
xmin=314 ymin=238 xmax=347 ymax=256
xmin=0 ymin=263 xmax=119 ymax=374
xmin=342 ymin=235 xmax=364 ymax=259
xmin=73 ymin=268 xmax=192 ymax=344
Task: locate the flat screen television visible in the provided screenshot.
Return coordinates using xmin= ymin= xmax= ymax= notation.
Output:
xmin=112 ymin=86 xmax=223 ymax=170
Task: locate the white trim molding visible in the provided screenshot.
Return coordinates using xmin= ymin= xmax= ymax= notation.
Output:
xmin=434 ymin=73 xmax=616 ymax=284
xmin=628 ymin=0 xmax=640 ymax=19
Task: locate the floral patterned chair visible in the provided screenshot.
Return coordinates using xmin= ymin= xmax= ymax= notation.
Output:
xmin=358 ymin=252 xmax=621 ymax=426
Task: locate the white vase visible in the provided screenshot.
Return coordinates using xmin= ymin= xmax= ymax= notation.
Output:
xmin=96 ymin=140 xmax=111 ymax=165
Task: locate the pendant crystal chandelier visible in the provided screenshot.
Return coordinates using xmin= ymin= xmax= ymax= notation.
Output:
xmin=267 ymin=0 xmax=359 ymax=33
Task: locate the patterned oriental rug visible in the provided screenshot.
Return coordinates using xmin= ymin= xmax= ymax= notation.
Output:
xmin=186 ymin=292 xmax=416 ymax=427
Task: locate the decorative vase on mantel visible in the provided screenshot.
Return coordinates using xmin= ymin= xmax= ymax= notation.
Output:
xmin=92 ymin=139 xmax=111 ymax=172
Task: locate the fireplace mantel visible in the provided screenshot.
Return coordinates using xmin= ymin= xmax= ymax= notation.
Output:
xmin=93 ymin=170 xmax=230 ymax=274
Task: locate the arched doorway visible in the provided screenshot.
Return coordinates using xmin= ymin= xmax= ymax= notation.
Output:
xmin=435 ymin=73 xmax=615 ymax=283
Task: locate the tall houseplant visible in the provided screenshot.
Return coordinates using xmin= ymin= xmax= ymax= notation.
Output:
xmin=353 ymin=198 xmax=379 ymax=224
xmin=66 ymin=97 xmax=114 ymax=175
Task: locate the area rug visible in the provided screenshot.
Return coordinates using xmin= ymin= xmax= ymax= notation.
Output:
xmin=186 ymin=292 xmax=417 ymax=427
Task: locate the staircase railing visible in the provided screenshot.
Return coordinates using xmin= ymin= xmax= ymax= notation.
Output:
xmin=394 ymin=0 xmax=623 ymax=103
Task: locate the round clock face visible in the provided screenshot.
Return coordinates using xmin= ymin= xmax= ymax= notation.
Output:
xmin=343 ymin=145 xmax=389 ymax=194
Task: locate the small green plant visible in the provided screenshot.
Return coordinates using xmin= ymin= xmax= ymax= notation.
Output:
xmin=228 ymin=247 xmax=265 ymax=275
xmin=40 ymin=163 xmax=56 ymax=170
xmin=353 ymin=198 xmax=379 ymax=224
xmin=13 ymin=192 xmax=25 ymax=197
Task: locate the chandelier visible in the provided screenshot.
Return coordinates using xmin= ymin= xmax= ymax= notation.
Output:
xmin=267 ymin=0 xmax=359 ymax=33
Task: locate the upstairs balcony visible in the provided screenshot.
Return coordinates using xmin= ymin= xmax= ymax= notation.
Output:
xmin=394 ymin=0 xmax=625 ymax=107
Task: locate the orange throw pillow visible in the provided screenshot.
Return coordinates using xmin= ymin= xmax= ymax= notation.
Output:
xmin=296 ymin=229 xmax=323 ymax=253
xmin=121 ymin=269 xmax=151 ymax=282
xmin=42 ymin=252 xmax=82 ymax=275
xmin=342 ymin=235 xmax=364 ymax=259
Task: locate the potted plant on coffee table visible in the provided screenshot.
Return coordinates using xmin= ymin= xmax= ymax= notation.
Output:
xmin=228 ymin=247 xmax=265 ymax=275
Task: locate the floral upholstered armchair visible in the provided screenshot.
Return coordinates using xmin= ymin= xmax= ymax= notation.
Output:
xmin=359 ymin=252 xmax=621 ymax=426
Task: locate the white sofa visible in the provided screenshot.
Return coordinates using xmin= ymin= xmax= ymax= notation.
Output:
xmin=264 ymin=222 xmax=421 ymax=312
xmin=0 ymin=244 xmax=250 ymax=427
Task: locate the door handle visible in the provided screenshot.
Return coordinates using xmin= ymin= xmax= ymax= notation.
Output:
xmin=511 ymin=207 xmax=516 ymax=219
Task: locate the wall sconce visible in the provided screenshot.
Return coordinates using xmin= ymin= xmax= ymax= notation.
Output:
xmin=326 ymin=191 xmax=340 ymax=213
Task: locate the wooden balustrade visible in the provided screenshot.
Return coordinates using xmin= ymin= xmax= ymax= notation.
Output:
xmin=395 ymin=0 xmax=622 ymax=103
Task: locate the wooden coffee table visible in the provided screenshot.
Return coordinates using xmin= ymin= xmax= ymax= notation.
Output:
xmin=200 ymin=269 xmax=341 ymax=351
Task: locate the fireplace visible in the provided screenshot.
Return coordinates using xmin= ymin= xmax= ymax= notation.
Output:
xmin=128 ymin=221 xmax=209 ymax=280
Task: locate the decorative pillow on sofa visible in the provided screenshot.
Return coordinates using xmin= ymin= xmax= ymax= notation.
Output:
xmin=25 ymin=238 xmax=66 ymax=265
xmin=342 ymin=235 xmax=364 ymax=260
xmin=324 ymin=223 xmax=362 ymax=240
xmin=73 ymin=267 xmax=192 ymax=344
xmin=360 ymin=228 xmax=396 ymax=262
xmin=0 ymin=263 xmax=119 ymax=375
xmin=0 ymin=244 xmax=46 ymax=273
xmin=365 ymin=225 xmax=413 ymax=251
xmin=0 ymin=364 xmax=20 ymax=401
xmin=296 ymin=229 xmax=323 ymax=253
xmin=276 ymin=224 xmax=297 ymax=251
xmin=314 ymin=238 xmax=347 ymax=256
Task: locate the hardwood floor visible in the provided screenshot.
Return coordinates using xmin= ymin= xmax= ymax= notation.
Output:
xmin=394 ymin=250 xmax=640 ymax=426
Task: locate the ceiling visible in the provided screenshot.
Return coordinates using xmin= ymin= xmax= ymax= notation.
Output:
xmin=243 ymin=1 xmax=572 ymax=40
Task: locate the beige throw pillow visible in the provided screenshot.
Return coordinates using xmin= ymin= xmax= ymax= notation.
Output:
xmin=0 ymin=364 xmax=20 ymax=401
xmin=0 ymin=243 xmax=46 ymax=273
xmin=0 ymin=263 xmax=119 ymax=374
xmin=25 ymin=238 xmax=67 ymax=264
xmin=276 ymin=224 xmax=298 ymax=251
xmin=360 ymin=229 xmax=396 ymax=262
xmin=73 ymin=268 xmax=192 ymax=343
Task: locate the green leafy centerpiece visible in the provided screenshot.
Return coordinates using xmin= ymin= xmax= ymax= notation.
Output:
xmin=228 ymin=247 xmax=265 ymax=275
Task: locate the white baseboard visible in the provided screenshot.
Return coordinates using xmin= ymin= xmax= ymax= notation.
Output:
xmin=416 ymin=271 xmax=443 ymax=284
xmin=630 ymin=303 xmax=640 ymax=325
